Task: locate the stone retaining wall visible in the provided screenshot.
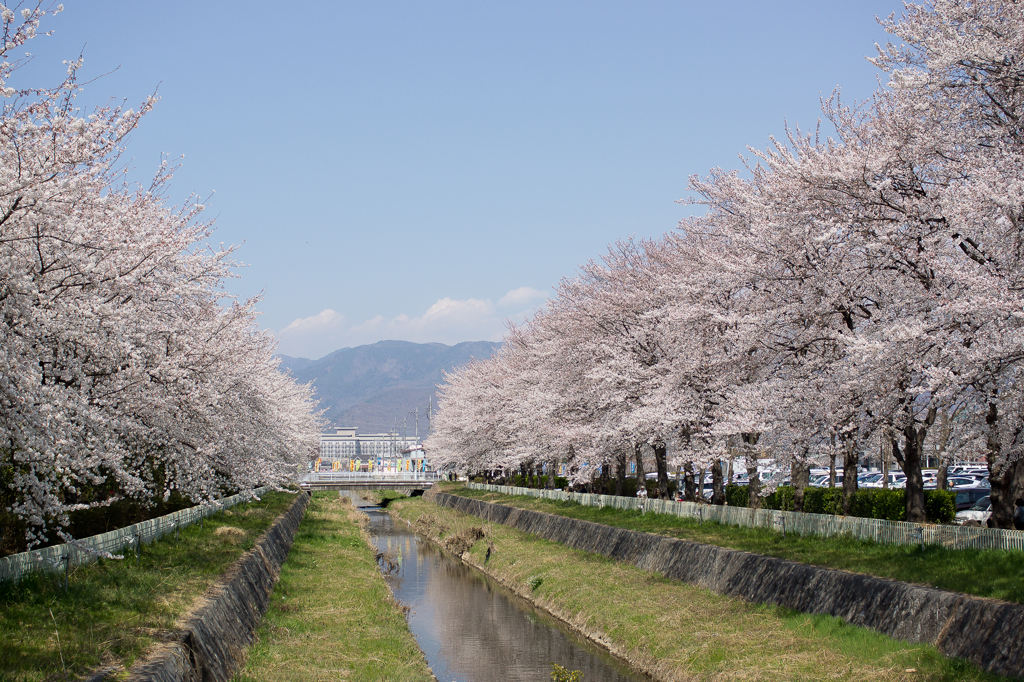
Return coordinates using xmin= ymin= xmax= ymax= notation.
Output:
xmin=122 ymin=492 xmax=311 ymax=682
xmin=436 ymin=493 xmax=1024 ymax=679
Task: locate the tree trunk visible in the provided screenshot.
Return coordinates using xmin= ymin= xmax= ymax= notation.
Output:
xmin=791 ymin=460 xmax=810 ymax=512
xmin=653 ymin=443 xmax=670 ymax=499
xmin=547 ymin=458 xmax=558 ymax=489
xmin=615 ymin=451 xmax=626 ymax=496
xmin=829 ymin=450 xmax=837 ymax=488
xmin=841 ymin=439 xmax=859 ymax=515
xmin=711 ymin=459 xmax=725 ymax=505
xmin=986 ymin=401 xmax=1024 ymax=529
xmin=743 ymin=433 xmax=761 ymax=509
xmin=936 ymin=463 xmax=949 ymax=491
xmin=892 ymin=419 xmax=929 ymax=523
xmin=746 ymin=462 xmax=761 ymax=508
xmin=634 ymin=444 xmax=646 ymax=492
xmin=696 ymin=468 xmax=705 ymax=502
xmin=988 ymin=457 xmax=1023 ymax=529
xmin=881 ymin=439 xmax=890 ymax=490
xmin=683 ymin=462 xmax=696 ymax=502
xmin=599 ymin=461 xmax=611 ymax=494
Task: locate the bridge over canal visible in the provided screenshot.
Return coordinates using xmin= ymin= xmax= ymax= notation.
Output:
xmin=300 ymin=472 xmax=444 ymax=501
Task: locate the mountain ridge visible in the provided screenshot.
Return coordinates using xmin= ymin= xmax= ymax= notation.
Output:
xmin=277 ymin=340 xmax=501 ymax=433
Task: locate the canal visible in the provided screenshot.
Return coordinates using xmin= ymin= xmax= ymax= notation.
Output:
xmin=365 ymin=507 xmax=646 ymax=682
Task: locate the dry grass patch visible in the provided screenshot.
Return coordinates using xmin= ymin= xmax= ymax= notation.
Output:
xmin=214 ymin=526 xmax=248 ymax=544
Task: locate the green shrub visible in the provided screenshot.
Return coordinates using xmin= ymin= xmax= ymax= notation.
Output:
xmin=763 ymin=487 xmax=952 ymax=523
xmin=846 ymin=489 xmax=875 ymax=518
xmin=763 ymin=486 xmax=796 ymax=511
xmin=870 ymin=489 xmax=907 ymax=521
xmin=725 ymin=484 xmax=748 ymax=508
xmin=924 ymin=489 xmax=956 ymax=523
xmin=802 ymin=487 xmax=844 ymax=515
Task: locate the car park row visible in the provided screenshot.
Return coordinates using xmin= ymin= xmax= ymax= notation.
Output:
xmin=657 ymin=466 xmax=995 ymax=525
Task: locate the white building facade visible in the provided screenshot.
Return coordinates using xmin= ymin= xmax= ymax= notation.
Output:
xmin=317 ymin=427 xmax=428 ymax=473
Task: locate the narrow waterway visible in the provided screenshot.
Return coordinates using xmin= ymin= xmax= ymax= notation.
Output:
xmin=365 ymin=508 xmax=646 ymax=682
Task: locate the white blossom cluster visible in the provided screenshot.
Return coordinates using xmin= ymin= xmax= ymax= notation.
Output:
xmin=426 ymin=0 xmax=1024 ymax=528
xmin=0 ymin=6 xmax=321 ymax=547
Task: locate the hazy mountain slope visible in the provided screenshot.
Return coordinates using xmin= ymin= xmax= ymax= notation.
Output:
xmin=277 ymin=340 xmax=500 ymax=434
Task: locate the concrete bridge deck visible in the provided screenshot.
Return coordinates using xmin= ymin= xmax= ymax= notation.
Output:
xmin=299 ymin=472 xmax=443 ymax=493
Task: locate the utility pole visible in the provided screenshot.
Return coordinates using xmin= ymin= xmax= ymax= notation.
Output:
xmin=415 ymin=407 xmax=419 ymax=440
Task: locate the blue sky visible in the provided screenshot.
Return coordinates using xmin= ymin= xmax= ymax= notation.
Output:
xmin=14 ymin=1 xmax=906 ymax=359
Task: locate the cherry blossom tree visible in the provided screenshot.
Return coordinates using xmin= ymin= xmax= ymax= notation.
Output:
xmin=1 ymin=5 xmax=321 ymax=548
xmin=428 ymin=0 xmax=1024 ymax=527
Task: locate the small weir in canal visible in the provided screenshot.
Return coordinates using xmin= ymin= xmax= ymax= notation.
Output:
xmin=364 ymin=506 xmax=646 ymax=682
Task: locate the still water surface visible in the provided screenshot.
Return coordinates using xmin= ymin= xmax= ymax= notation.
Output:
xmin=366 ymin=509 xmax=645 ymax=682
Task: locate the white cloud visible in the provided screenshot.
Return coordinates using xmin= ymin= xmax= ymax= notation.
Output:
xmin=353 ymin=297 xmax=500 ymax=346
xmin=279 ymin=308 xmax=345 ymax=335
xmin=422 ymin=297 xmax=495 ymax=322
xmin=274 ymin=290 xmax=546 ymax=360
xmin=276 ymin=309 xmax=347 ymax=359
xmin=498 ymin=286 xmax=547 ymax=309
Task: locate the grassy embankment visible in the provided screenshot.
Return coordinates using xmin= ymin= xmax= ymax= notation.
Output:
xmin=0 ymin=490 xmax=298 ymax=682
xmin=232 ymin=492 xmax=434 ymax=682
xmin=389 ymin=491 xmax=1009 ymax=682
xmin=454 ymin=485 xmax=1024 ymax=604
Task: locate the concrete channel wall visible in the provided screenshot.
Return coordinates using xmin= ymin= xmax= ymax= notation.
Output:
xmin=435 ymin=493 xmax=1024 ymax=679
xmin=123 ymin=492 xmax=311 ymax=682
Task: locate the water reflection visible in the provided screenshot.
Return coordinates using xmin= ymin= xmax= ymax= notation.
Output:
xmin=366 ymin=510 xmax=643 ymax=682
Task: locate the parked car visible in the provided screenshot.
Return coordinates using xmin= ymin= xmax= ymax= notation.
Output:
xmin=949 ymin=465 xmax=988 ymax=478
xmin=862 ymin=472 xmax=907 ymax=488
xmin=948 ymin=476 xmax=988 ymax=489
xmin=954 ymin=496 xmax=992 ymax=525
xmin=953 ymin=487 xmax=992 ymax=511
xmin=809 ymin=472 xmax=845 ymax=487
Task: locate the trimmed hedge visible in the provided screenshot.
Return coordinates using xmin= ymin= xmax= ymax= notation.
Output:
xmin=510 ymin=474 xmax=570 ymax=490
xmin=723 ymin=485 xmax=957 ymax=524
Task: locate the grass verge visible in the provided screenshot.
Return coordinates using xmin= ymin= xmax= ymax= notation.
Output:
xmin=231 ymin=492 xmax=434 ymax=682
xmin=0 ymin=490 xmax=298 ymax=681
xmin=451 ymin=485 xmax=1024 ymax=604
xmin=390 ymin=493 xmax=1009 ymax=682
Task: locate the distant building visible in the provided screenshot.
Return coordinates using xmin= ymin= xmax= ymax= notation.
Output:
xmin=316 ymin=427 xmax=428 ymax=473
